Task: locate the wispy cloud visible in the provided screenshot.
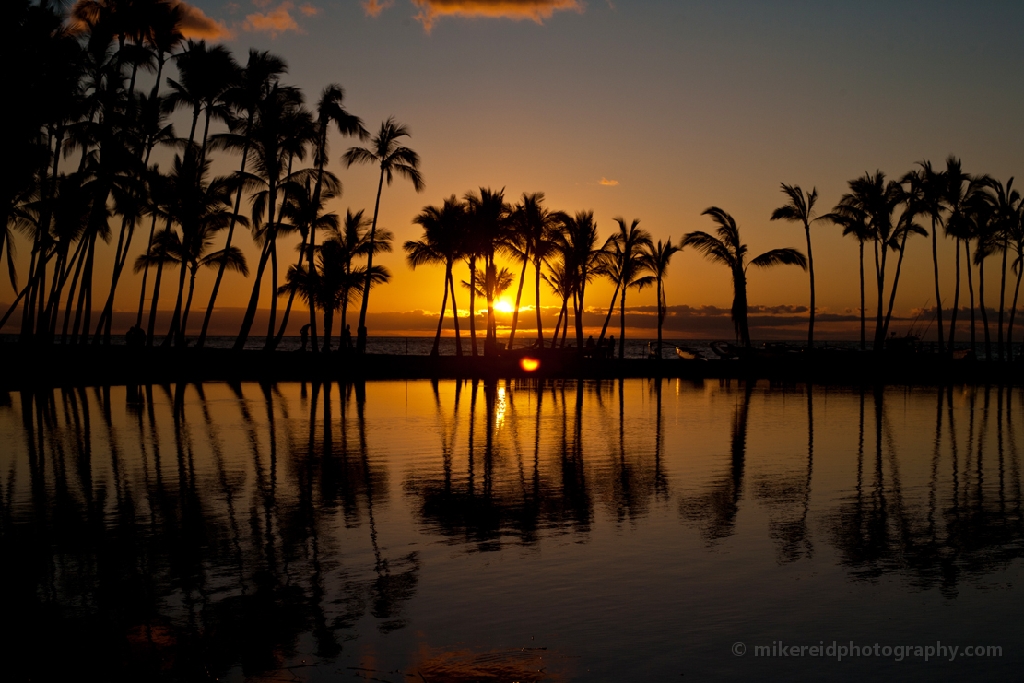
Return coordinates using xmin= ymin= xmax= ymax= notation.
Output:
xmin=243 ymin=2 xmax=301 ymax=37
xmin=599 ymin=177 xmax=619 ymax=186
xmin=299 ymin=3 xmax=321 ymax=16
xmin=362 ymin=0 xmax=395 ymax=17
xmin=411 ymin=0 xmax=583 ymax=32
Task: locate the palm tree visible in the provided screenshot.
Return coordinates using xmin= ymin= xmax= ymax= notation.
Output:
xmin=823 ymin=204 xmax=872 ymax=349
xmin=304 ymin=84 xmax=367 ymax=351
xmin=231 ymin=83 xmax=311 ymax=350
xmin=879 ymin=173 xmax=928 ymax=342
xmin=325 ymin=209 xmax=374 ymax=347
xmin=1005 ymin=204 xmax=1024 ymax=361
xmin=682 ymin=207 xmax=806 ymax=348
xmin=559 ymin=210 xmax=602 ymax=350
xmin=770 ymin=184 xmax=821 ymax=349
xmin=463 ymin=187 xmax=510 ymax=354
xmin=608 ymin=217 xmax=652 ymax=359
xmin=505 ymin=192 xmax=561 ymax=349
xmin=405 ymin=196 xmax=466 ymax=356
xmin=134 ymin=226 xmax=176 ymax=346
xmin=916 ymin=160 xmax=948 ymax=352
xmin=983 ymin=177 xmax=1020 ymax=361
xmin=343 ymin=117 xmax=423 ymax=353
xmin=969 ymin=191 xmax=998 ymax=360
xmin=642 ymin=238 xmax=681 ymax=359
xmin=942 ymin=157 xmax=983 ymax=355
xmin=162 ymin=40 xmax=239 ymax=150
xmin=197 ymin=49 xmax=288 ymax=348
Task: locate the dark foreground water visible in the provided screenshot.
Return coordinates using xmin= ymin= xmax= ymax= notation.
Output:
xmin=1 ymin=380 xmax=1022 ymax=682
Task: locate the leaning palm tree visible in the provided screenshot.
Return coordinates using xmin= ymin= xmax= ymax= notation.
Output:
xmin=642 ymin=238 xmax=681 ymax=359
xmin=608 ymin=217 xmax=653 ymax=359
xmin=682 ymin=207 xmax=806 ymax=348
xmin=343 ymin=117 xmax=424 ymax=353
xmin=770 ymin=184 xmax=822 ymax=349
xmin=405 ymin=196 xmax=466 ymax=356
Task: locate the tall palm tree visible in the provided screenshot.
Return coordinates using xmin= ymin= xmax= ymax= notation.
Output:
xmin=642 ymin=238 xmax=681 ymax=359
xmin=823 ymin=205 xmax=872 ymax=350
xmin=325 ymin=209 xmax=374 ymax=347
xmin=969 ymin=191 xmax=998 ymax=360
xmin=505 ymin=192 xmax=561 ymax=349
xmin=231 ymin=83 xmax=311 ymax=350
xmin=608 ymin=217 xmax=652 ymax=359
xmin=197 ymin=49 xmax=288 ymax=348
xmin=916 ymin=160 xmax=948 ymax=352
xmin=682 ymin=207 xmax=806 ymax=348
xmin=942 ymin=157 xmax=982 ymax=354
xmin=343 ymin=117 xmax=423 ymax=353
xmin=770 ymin=184 xmax=821 ymax=349
xmin=880 ymin=173 xmax=927 ymax=342
xmin=559 ymin=210 xmax=602 ymax=350
xmin=405 ymin=196 xmax=466 ymax=356
xmin=983 ymin=177 xmax=1020 ymax=361
xmin=304 ymin=84 xmax=367 ymax=351
xmin=1005 ymin=203 xmax=1024 ymax=361
xmin=462 ymin=187 xmax=509 ymax=355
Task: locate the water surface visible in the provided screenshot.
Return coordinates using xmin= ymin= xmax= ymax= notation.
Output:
xmin=1 ymin=380 xmax=1021 ymax=681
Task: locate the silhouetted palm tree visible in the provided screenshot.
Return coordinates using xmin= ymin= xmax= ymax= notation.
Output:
xmin=983 ymin=177 xmax=1020 ymax=361
xmin=343 ymin=117 xmax=423 ymax=353
xmin=943 ymin=157 xmax=983 ymax=354
xmin=770 ymin=184 xmax=821 ymax=348
xmin=463 ymin=187 xmax=509 ymax=354
xmin=823 ymin=204 xmax=871 ymax=349
xmin=559 ymin=210 xmax=602 ymax=350
xmin=197 ymin=49 xmax=288 ymax=347
xmin=506 ymin=193 xmax=561 ymax=349
xmin=607 ymin=218 xmax=652 ymax=358
xmin=406 ymin=196 xmax=466 ymax=356
xmin=917 ymin=160 xmax=948 ymax=352
xmin=642 ymin=238 xmax=681 ymax=359
xmin=682 ymin=207 xmax=806 ymax=348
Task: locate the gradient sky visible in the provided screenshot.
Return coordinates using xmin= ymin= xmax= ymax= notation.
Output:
xmin=10 ymin=0 xmax=1024 ymax=337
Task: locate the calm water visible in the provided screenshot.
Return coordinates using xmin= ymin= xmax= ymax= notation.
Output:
xmin=1 ymin=380 xmax=1022 ymax=681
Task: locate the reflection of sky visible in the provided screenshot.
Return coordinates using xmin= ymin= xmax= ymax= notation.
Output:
xmin=3 ymin=380 xmax=1024 ymax=678
xmin=20 ymin=2 xmax=1024 ymax=334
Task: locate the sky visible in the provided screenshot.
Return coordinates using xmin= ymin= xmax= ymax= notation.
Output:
xmin=10 ymin=0 xmax=1024 ymax=338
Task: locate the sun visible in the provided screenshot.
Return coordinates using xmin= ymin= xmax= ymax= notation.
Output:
xmin=493 ymin=299 xmax=515 ymax=313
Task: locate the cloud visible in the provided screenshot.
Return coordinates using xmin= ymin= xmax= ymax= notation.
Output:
xmin=243 ymin=2 xmax=301 ymax=36
xmin=599 ymin=177 xmax=619 ymax=186
xmin=411 ymin=0 xmax=584 ymax=31
xmin=69 ymin=0 xmax=233 ymax=40
xmin=362 ymin=0 xmax=395 ymax=17
xmin=173 ymin=0 xmax=234 ymax=39
xmin=299 ymin=3 xmax=321 ymax=16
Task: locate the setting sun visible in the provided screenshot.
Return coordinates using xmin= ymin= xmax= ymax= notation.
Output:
xmin=493 ymin=299 xmax=515 ymax=314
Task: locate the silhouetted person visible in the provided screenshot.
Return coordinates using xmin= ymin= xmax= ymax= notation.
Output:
xmin=343 ymin=324 xmax=353 ymax=349
xmin=299 ymin=324 xmax=310 ymax=352
xmin=585 ymin=335 xmax=595 ymax=357
xmin=125 ymin=325 xmax=146 ymax=348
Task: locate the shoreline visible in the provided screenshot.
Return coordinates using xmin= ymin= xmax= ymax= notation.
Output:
xmin=1 ymin=342 xmax=1021 ymax=388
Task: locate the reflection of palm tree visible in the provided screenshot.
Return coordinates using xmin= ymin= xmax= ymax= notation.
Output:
xmin=343 ymin=118 xmax=424 ymax=353
xmin=683 ymin=207 xmax=806 ymax=348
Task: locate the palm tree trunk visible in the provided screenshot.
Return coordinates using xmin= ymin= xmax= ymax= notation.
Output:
xmin=135 ymin=213 xmax=159 ymax=327
xmin=881 ymin=233 xmax=910 ymax=340
xmin=874 ymin=241 xmax=886 ymax=350
xmin=323 ymin=305 xmax=334 ymax=353
xmin=931 ymin=216 xmax=944 ymax=353
xmin=575 ymin=282 xmax=586 ymax=350
xmin=804 ymin=223 xmax=815 ymax=349
xmin=233 ymin=235 xmax=273 ymax=350
xmin=198 ymin=139 xmax=251 ymax=348
xmin=560 ymin=296 xmax=570 ymax=348
xmin=431 ymin=263 xmax=451 ymax=356
xmin=599 ymin=284 xmax=619 ymax=342
xmin=507 ymin=250 xmax=529 ymax=350
xmin=998 ymin=247 xmax=1008 ymax=361
xmin=979 ymin=256 xmax=991 ymax=360
xmin=263 ymin=239 xmax=279 ymax=347
xmin=1006 ymin=263 xmax=1023 ymax=362
xmin=859 ymin=241 xmax=865 ymax=351
xmin=618 ymin=287 xmax=627 ymax=359
xmin=534 ymin=255 xmax=544 ymax=346
xmin=61 ymin=236 xmax=89 ymax=344
xmin=485 ymin=253 xmax=497 ymax=355
xmin=468 ymin=257 xmax=478 ymax=356
xmin=179 ymin=268 xmax=198 ymax=345
xmin=551 ymin=298 xmax=566 ymax=349
xmin=272 ymin=232 xmax=310 ymax=349
xmin=449 ymin=268 xmax=463 ymax=357
xmin=165 ymin=260 xmax=188 ymax=347
xmin=734 ymin=269 xmax=751 ymax=348
xmin=966 ymin=241 xmax=976 ymax=355
xmin=357 ymin=169 xmax=386 ymax=354
xmin=656 ymin=278 xmax=664 ymax=359
xmin=949 ymin=239 xmax=962 ymax=353
xmin=146 ymin=259 xmax=164 ymax=347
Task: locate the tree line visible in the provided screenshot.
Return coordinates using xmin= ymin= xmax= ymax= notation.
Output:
xmin=4 ymin=2 xmax=1023 ymax=361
